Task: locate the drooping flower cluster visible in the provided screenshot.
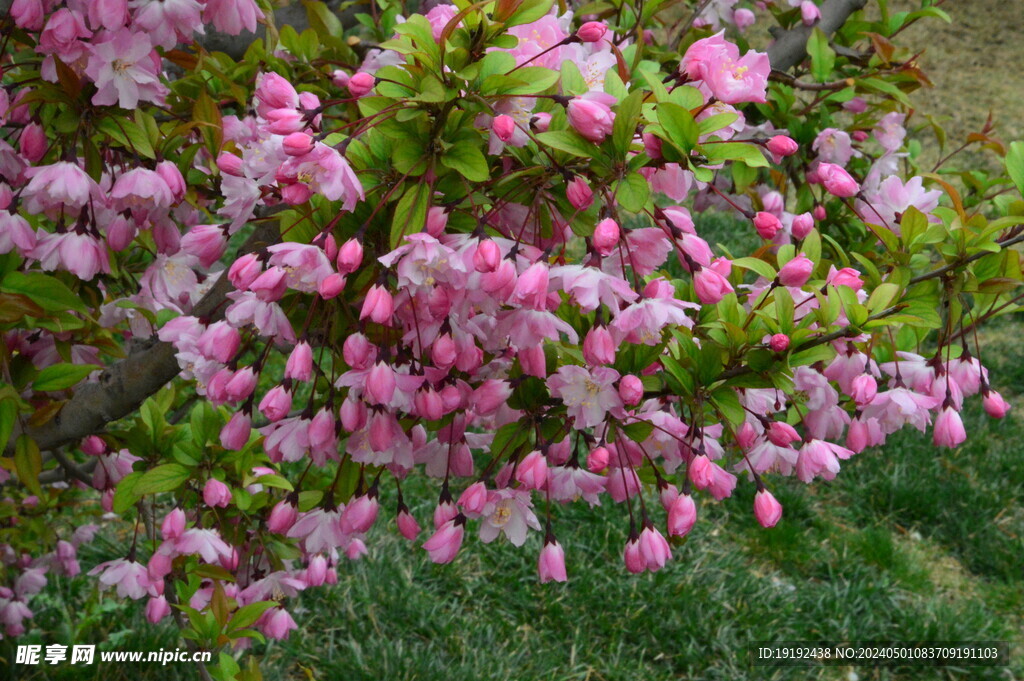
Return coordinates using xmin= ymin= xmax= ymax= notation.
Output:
xmin=0 ymin=0 xmax=1019 ymax=661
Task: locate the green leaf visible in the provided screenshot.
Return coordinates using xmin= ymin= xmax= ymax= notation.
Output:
xmin=33 ymin=363 xmax=99 ymax=392
xmin=0 ymin=398 xmax=17 ymax=452
xmin=807 ymin=27 xmax=836 ymax=83
xmin=1 ymin=272 xmax=88 ymax=313
xmin=701 ymin=142 xmax=768 ymax=168
xmin=14 ymin=435 xmax=42 ymax=497
xmin=731 ymin=257 xmax=777 ymax=281
xmin=615 ymin=172 xmax=651 ymax=212
xmin=251 ymin=474 xmax=294 ymax=492
xmin=867 ymin=282 xmax=900 ymax=313
xmin=657 ymin=102 xmax=698 ymax=152
xmin=227 ymin=601 xmax=277 ymax=633
xmin=612 ymin=90 xmax=644 ymax=158
xmin=441 ymin=140 xmax=490 ymax=182
xmin=390 ymin=183 xmax=431 ymax=250
xmin=535 ymin=130 xmax=602 ymax=158
xmin=112 ymin=472 xmax=143 ymax=513
xmin=94 ymin=116 xmax=156 ymax=159
xmin=505 ymin=0 xmax=556 ymax=27
xmin=133 ymin=463 xmax=191 ymax=496
xmin=1007 ymin=141 xmax=1024 ymax=197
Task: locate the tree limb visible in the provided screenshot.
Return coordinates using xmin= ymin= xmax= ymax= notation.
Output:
xmin=767 ymin=0 xmax=869 ymax=72
xmin=8 ymin=220 xmax=280 ymax=456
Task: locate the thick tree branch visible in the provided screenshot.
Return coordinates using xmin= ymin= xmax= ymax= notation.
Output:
xmin=9 ymin=220 xmax=280 ymax=456
xmin=767 ymin=0 xmax=869 ymax=72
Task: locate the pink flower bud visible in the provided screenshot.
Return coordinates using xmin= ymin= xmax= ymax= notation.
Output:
xmin=228 ymin=253 xmax=262 ymax=290
xmin=566 ymin=176 xmax=594 ymax=211
xmin=259 ymin=385 xmax=293 ymax=422
xmin=813 ymin=205 xmax=827 ymax=220
xmin=638 ymin=525 xmax=671 ymax=571
xmin=203 ymin=478 xmax=231 ymax=508
xmin=754 ymin=489 xmax=783 ymax=527
xmin=365 ymin=361 xmax=397 ymax=406
xmin=422 ymin=516 xmax=465 ymax=564
xmin=19 ymin=123 xmax=46 ymax=163
xmin=347 ymin=72 xmax=376 ymax=98
xmin=473 ymin=239 xmax=502 ymax=273
xmin=457 ymin=481 xmax=488 ymax=515
xmin=224 ymin=367 xmax=257 ymax=402
xmin=778 ymin=254 xmax=814 ymax=287
xmin=643 ymin=132 xmax=663 ymax=159
xmin=933 ymin=406 xmax=966 ymax=448
xmin=472 ymin=379 xmax=512 ymax=416
xmin=766 ymin=135 xmax=798 ymax=157
xmin=618 ymin=374 xmax=644 ymax=406
xmin=583 ymin=325 xmax=616 ymax=365
xmin=667 ymin=494 xmax=697 ymax=536
xmin=492 ymin=114 xmax=516 ymax=142
xmin=281 ymin=182 xmax=312 ymax=205
xmin=267 ymin=499 xmax=298 ymax=533
xmin=318 ymin=272 xmax=345 ymax=298
xmin=538 ymin=539 xmax=567 ymax=582
xmin=515 ymin=450 xmax=548 ymax=490
xmin=530 ymin=112 xmax=551 ymax=132
xmin=576 ymin=21 xmax=607 ymax=43
xmin=340 ymin=493 xmax=379 ymax=534
xmin=146 ymin=595 xmax=171 ymax=623
xmin=248 ymin=266 xmax=288 ymax=301
xmin=197 ymin=321 xmax=240 ymax=363
xmin=567 ymin=95 xmax=615 ymax=143
xmin=397 ymin=508 xmax=421 ymax=540
xmin=360 ymin=285 xmax=394 ymax=325
xmin=592 ymin=218 xmax=620 ymax=256
xmin=161 ymin=508 xmax=186 ymax=540
xmin=304 ymin=555 xmax=328 ymax=587
xmin=343 ymin=332 xmax=376 ymax=369
xmin=769 ymin=333 xmax=790 ymax=352
xmin=339 ymin=395 xmax=367 ymax=432
xmin=766 ymin=421 xmax=800 ymax=446
xmin=519 ymin=344 xmax=547 ymax=378
xmin=425 ymin=206 xmax=448 ymax=237
xmin=336 ymin=238 xmax=363 ymax=273
xmin=220 ymin=411 xmax=251 ymax=450
xmin=81 ymin=435 xmax=106 ymax=456
xmin=791 ymin=212 xmax=814 ymax=239
xmin=587 ymin=446 xmax=609 ymax=473
xmin=431 ymin=333 xmax=457 ymax=368
xmin=414 ymin=387 xmax=445 ymax=421
xmin=282 ymin=132 xmax=314 ymax=156
xmin=265 ymin=108 xmax=305 ymax=135
xmin=850 ymin=374 xmax=877 ymax=405
xmin=852 ymin=130 xmax=869 ymax=142
xmin=753 ymin=211 xmax=781 ymax=239
xmin=733 ymin=7 xmax=755 ymax=30
xmin=689 ymin=455 xmax=713 ymax=489
xmin=800 ymin=0 xmax=821 ymax=25
xmin=818 ymin=162 xmax=860 ymax=198
xmin=216 ymin=152 xmax=244 ymax=177
xmin=983 ymin=390 xmax=1010 ymax=419
xmin=693 ymin=266 xmax=733 ymax=304
xmin=285 ymin=341 xmax=314 ymax=382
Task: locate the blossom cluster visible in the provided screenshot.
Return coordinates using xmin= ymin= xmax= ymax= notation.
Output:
xmin=0 ymin=0 xmax=1018 ymax=661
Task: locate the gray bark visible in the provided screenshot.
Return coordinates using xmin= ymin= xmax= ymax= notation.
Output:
xmin=768 ymin=0 xmax=870 ymax=71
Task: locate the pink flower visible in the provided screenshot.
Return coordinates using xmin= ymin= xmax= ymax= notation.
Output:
xmin=592 ymin=218 xmax=620 ymax=256
xmin=577 ymin=21 xmax=607 ymax=43
xmin=818 ymin=162 xmax=860 ymax=197
xmin=791 ymin=212 xmax=814 ymax=239
xmin=479 ymin=489 xmax=540 ymax=546
xmin=753 ymin=489 xmax=783 ymax=527
xmin=566 ymin=176 xmax=594 ymax=211
xmin=85 ymin=29 xmax=167 ymax=109
xmin=566 ymin=92 xmax=616 ymax=143
xmin=203 ymin=478 xmax=231 ymax=508
xmin=693 ymin=265 xmax=733 ymax=304
xmin=766 ymin=135 xmax=798 ymax=157
xmin=397 ymin=507 xmax=421 ymax=540
xmin=259 ymin=607 xmax=298 ymax=640
xmin=493 ymin=114 xmax=516 ymax=142
xmin=753 ymin=211 xmax=781 ymax=239
xmin=778 ymin=254 xmax=814 ymax=286
xmin=796 ymin=438 xmax=853 ymax=483
xmin=515 ymin=450 xmax=548 ymax=490
xmin=146 ymin=595 xmax=171 ymax=623
xmin=203 ymin=0 xmax=264 ymax=34
xmin=638 ymin=524 xmax=671 ymax=571
xmin=23 ymin=162 xmax=97 ymax=214
xmin=267 ymin=499 xmax=299 ymax=533
xmin=983 ymin=390 xmax=1010 ymax=418
xmin=423 ymin=515 xmax=465 ymax=564
xmin=89 ymin=558 xmax=151 ymax=600
xmin=339 ymin=493 xmax=379 ymax=534
xmin=181 ymin=224 xmax=229 ymax=268
xmin=259 ymin=385 xmax=293 ymax=422
xmin=801 ymin=0 xmax=821 ymax=24
xmin=538 ymin=539 xmax=568 ymax=583
xmin=176 ymin=528 xmax=234 ymax=563
xmin=547 ymin=365 xmax=624 ymax=429
xmin=285 ymin=342 xmax=314 ymax=382
xmin=457 ymin=481 xmax=488 ymax=515
xmin=682 ymin=32 xmax=769 ymax=103
xmin=667 ymin=493 xmax=697 ymax=536
xmin=933 ymin=406 xmax=966 ymax=448
xmin=348 ymin=72 xmax=376 ymax=98
xmin=618 ymin=375 xmax=644 ymax=405
xmin=0 ymin=211 xmax=36 ymax=255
